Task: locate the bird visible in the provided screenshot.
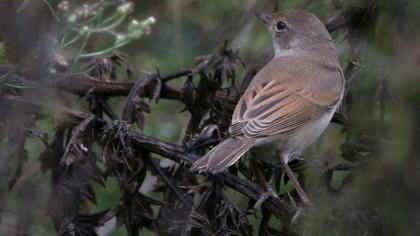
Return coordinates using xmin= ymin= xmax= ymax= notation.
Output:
xmin=190 ymin=9 xmax=345 ymax=208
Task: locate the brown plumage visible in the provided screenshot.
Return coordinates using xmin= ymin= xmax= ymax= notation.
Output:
xmin=191 ymin=9 xmax=344 ymax=188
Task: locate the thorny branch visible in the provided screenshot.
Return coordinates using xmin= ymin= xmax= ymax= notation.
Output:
xmin=0 ymin=93 xmax=291 ymax=218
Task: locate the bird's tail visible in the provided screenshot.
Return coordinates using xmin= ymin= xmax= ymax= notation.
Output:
xmin=190 ymin=138 xmax=255 ymax=174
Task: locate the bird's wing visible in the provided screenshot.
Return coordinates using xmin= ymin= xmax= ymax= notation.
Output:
xmin=230 ymin=79 xmax=341 ymax=138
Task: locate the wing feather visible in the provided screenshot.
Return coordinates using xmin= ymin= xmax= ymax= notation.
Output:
xmin=230 ymin=82 xmax=335 ymax=139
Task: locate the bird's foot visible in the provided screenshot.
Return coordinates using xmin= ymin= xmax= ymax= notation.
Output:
xmin=254 ymin=186 xmax=279 ymax=209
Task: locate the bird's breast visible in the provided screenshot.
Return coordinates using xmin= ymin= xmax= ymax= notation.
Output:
xmin=250 ymin=104 xmax=338 ymax=164
xmin=289 ymin=106 xmax=337 ymax=152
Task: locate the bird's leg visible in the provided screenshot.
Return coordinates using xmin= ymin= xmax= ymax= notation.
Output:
xmin=280 ymin=158 xmax=311 ymax=206
xmin=250 ymin=158 xmax=278 ymax=209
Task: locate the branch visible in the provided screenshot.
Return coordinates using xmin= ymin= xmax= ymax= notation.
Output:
xmin=0 ymin=64 xmax=237 ymax=102
xmin=53 ymin=75 xmax=184 ymax=100
xmin=0 ymin=93 xmax=292 ymax=218
xmin=54 ymin=75 xmax=345 ymax=124
xmin=0 ymin=64 xmax=344 ymax=124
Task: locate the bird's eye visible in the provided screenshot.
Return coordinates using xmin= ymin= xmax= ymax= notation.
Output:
xmin=275 ymin=21 xmax=288 ymax=32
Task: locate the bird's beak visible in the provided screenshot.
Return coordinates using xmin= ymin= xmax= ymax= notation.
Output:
xmin=255 ymin=12 xmax=271 ymax=25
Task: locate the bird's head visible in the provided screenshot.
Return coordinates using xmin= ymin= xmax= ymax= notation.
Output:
xmin=256 ymin=9 xmax=334 ymax=57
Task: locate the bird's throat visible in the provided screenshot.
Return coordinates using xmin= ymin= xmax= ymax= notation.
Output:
xmin=272 ymin=40 xmax=298 ymax=58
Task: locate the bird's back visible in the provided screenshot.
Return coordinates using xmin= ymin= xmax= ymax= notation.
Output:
xmin=247 ymin=55 xmax=343 ymax=104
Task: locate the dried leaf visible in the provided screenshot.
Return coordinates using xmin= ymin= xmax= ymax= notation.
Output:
xmin=60 ymin=115 xmax=95 ymax=167
xmin=122 ymin=75 xmax=161 ymax=129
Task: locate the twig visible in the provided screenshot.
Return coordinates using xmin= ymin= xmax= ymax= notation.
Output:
xmin=145 ymin=154 xmax=192 ymax=208
xmin=96 ymin=96 xmax=119 ymax=120
xmin=161 ymin=69 xmax=191 ymax=83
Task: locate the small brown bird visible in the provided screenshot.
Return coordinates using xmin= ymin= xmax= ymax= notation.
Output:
xmin=191 ymin=9 xmax=344 ymax=208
